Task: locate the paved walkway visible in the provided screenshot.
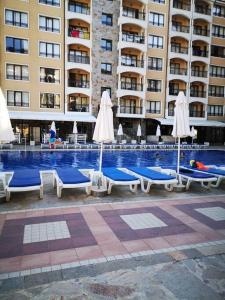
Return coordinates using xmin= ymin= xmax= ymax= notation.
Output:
xmin=1 ymin=194 xmax=225 ymax=279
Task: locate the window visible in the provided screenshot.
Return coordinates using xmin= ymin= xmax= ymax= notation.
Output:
xmin=147 ymin=79 xmax=162 ymax=92
xmin=101 ymin=87 xmax=111 ymax=97
xmin=148 ymin=57 xmax=163 ymax=70
xmin=151 ymin=0 xmax=165 ymax=3
xmin=6 ymin=37 xmax=28 ymax=54
xmin=211 ymin=45 xmax=225 ymax=58
xmin=68 ymin=1 xmax=90 ymax=14
xmin=39 ymin=0 xmax=60 ymax=7
xmin=208 ymin=105 xmax=223 ymax=116
xmin=213 ymin=5 xmax=225 ymax=17
xmin=39 ymin=42 xmax=60 ymax=58
xmin=102 ymin=13 xmax=113 ymax=26
xmin=101 ymin=39 xmax=112 ymax=51
xmin=147 ymin=101 xmax=161 ymax=114
xmin=208 ymin=85 xmax=224 ymax=97
xmin=39 ymin=16 xmax=60 ymax=33
xmin=7 ymin=90 xmax=29 ymax=107
xmin=149 ymin=12 xmax=164 ymax=26
xmin=40 ymin=93 xmax=60 ymax=108
xmin=212 ymin=25 xmax=225 ymax=38
xmin=101 ymin=63 xmax=112 ymax=74
xmin=40 ymin=67 xmax=60 ymax=83
xmin=210 ymin=65 xmax=225 ymax=78
xmin=6 ymin=64 xmax=29 ymax=80
xmin=68 ymin=96 xmax=89 ymax=112
xmin=148 ymin=35 xmax=163 ymax=48
xmin=5 ymin=9 xmax=28 ymax=27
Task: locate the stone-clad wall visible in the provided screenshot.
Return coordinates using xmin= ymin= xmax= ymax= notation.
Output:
xmin=92 ymin=0 xmax=120 ymax=115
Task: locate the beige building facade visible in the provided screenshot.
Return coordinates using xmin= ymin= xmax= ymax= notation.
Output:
xmin=0 ymin=0 xmax=225 ymax=144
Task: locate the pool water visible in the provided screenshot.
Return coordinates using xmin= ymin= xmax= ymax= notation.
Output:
xmin=0 ymin=150 xmax=224 ymax=171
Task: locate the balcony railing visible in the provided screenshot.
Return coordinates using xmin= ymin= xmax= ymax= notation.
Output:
xmin=122 ymin=32 xmax=145 ymax=44
xmin=173 ymin=1 xmax=191 ymax=11
xmin=172 ymin=23 xmax=190 ymax=33
xmin=170 ymin=67 xmax=187 ymax=75
xmin=68 ymin=54 xmax=90 ymax=64
xmin=195 ymin=6 xmax=211 ymax=16
xmin=193 ymin=27 xmax=210 ymax=36
xmin=121 ymin=82 xmax=143 ymax=91
xmin=190 ymin=90 xmax=206 ymax=97
xmin=120 ymin=106 xmax=143 ymax=114
xmin=146 ymin=109 xmax=161 ymax=114
xmin=68 ymin=103 xmax=89 ymax=112
xmin=68 ymin=1 xmax=90 ymax=14
xmin=192 ymin=49 xmax=208 ymax=57
xmin=169 ymin=88 xmax=186 ymax=95
xmin=191 ymin=70 xmax=208 ymax=77
xmin=189 ymin=110 xmax=205 ymax=117
xmin=68 ymin=79 xmax=90 ymax=88
xmin=121 ymin=57 xmax=144 ymax=68
xmin=122 ymin=7 xmax=145 ymax=20
xmin=171 ymin=44 xmax=188 ymax=54
xmin=68 ymin=29 xmax=90 ymax=39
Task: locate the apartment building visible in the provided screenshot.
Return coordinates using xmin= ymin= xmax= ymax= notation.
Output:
xmin=0 ymin=0 xmax=225 ymax=144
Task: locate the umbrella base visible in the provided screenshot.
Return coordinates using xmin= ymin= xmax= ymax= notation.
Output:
xmin=173 ymin=183 xmax=186 ymax=192
xmin=91 ymin=186 xmax=107 ymax=197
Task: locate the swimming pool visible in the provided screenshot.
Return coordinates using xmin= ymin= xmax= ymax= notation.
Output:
xmin=0 ymin=150 xmax=224 ymax=171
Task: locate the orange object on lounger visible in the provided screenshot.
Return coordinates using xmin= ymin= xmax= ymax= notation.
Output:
xmin=196 ymin=162 xmax=209 ymax=170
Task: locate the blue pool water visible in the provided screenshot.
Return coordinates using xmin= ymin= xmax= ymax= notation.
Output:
xmin=0 ymin=150 xmax=224 ymax=171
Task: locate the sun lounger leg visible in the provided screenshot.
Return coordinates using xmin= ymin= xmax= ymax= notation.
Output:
xmin=6 ymin=190 xmax=10 ymax=202
xmin=107 ymin=182 xmax=113 ymax=194
xmin=57 ymin=185 xmax=62 ymax=198
xmin=201 ymin=181 xmax=211 ymax=189
xmin=130 ymin=184 xmax=137 ymax=193
xmin=141 ymin=180 xmax=151 ymax=193
xmin=86 ymin=186 xmax=91 ymax=195
xmin=185 ymin=179 xmax=191 ymax=190
xmin=40 ymin=186 xmax=43 ymax=199
xmin=210 ymin=178 xmax=221 ymax=188
xmin=165 ymin=184 xmax=173 ymax=191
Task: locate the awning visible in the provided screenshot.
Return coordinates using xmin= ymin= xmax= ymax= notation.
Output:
xmin=156 ymin=118 xmax=225 ymax=127
xmin=9 ymin=111 xmax=96 ymax=123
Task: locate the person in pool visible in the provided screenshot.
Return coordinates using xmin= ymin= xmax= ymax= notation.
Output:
xmin=49 ymin=128 xmax=56 ymax=149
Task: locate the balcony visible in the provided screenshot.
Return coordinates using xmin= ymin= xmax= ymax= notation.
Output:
xmin=173 ymin=1 xmax=191 ymax=11
xmin=118 ymin=57 xmax=145 ymax=75
xmin=122 ymin=32 xmax=145 ymax=44
xmin=192 ymin=49 xmax=208 ymax=57
xmin=67 ymin=28 xmax=91 ymax=48
xmin=67 ymin=53 xmax=91 ymax=72
xmin=68 ymin=54 xmax=90 ymax=64
xmin=68 ymin=103 xmax=90 ymax=112
xmin=169 ymin=88 xmax=186 ymax=96
xmin=66 ymin=79 xmax=91 ymax=96
xmin=122 ymin=7 xmax=145 ymax=20
xmin=120 ymin=106 xmax=143 ymax=114
xmin=195 ymin=6 xmax=211 ymax=16
xmin=66 ymin=1 xmax=91 ymax=24
xmin=193 ymin=27 xmax=210 ymax=37
xmin=68 ymin=79 xmax=89 ymax=88
xmin=190 ymin=90 xmax=206 ymax=98
xmin=191 ymin=70 xmax=207 ymax=77
xmin=189 ymin=110 xmax=205 ymax=117
xmin=170 ymin=68 xmax=187 ymax=75
xmin=121 ymin=82 xmax=143 ymax=91
xmin=171 ymin=23 xmax=190 ymax=33
xmin=171 ymin=44 xmax=188 ymax=54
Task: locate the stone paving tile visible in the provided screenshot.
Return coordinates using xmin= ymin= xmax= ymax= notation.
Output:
xmin=197 ymin=244 xmax=225 ymax=256
xmin=182 ymin=248 xmax=203 ymax=259
xmin=168 ymin=251 xmax=188 ymax=261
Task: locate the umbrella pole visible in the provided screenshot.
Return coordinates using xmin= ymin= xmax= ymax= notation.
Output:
xmin=99 ymin=142 xmax=103 ymax=173
xmin=177 ymin=137 xmax=181 ymax=183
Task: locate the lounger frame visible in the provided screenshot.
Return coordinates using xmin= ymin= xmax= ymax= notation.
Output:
xmin=102 ymin=168 xmax=140 ymax=194
xmin=178 ymin=167 xmax=217 ymax=190
xmin=127 ymin=167 xmax=178 ymax=193
xmin=53 ymin=169 xmax=93 ymax=198
xmin=5 ymin=171 xmax=44 ymax=201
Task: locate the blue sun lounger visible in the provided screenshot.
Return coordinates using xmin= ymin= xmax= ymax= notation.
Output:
xmin=5 ymin=169 xmax=43 ymax=201
xmin=54 ymin=168 xmax=92 ymax=197
xmin=127 ymin=167 xmax=178 ymax=193
xmin=102 ymin=168 xmax=140 ymax=194
xmin=179 ymin=167 xmax=217 ymax=190
xmin=182 ymin=167 xmax=225 ymax=188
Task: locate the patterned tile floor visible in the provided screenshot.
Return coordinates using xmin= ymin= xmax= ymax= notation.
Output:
xmin=0 ymin=195 xmax=225 ymax=275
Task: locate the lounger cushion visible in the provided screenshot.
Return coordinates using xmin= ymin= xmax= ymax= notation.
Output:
xmin=103 ymin=168 xmax=138 ymax=181
xmin=129 ymin=167 xmax=176 ymax=180
xmin=9 ymin=170 xmax=41 ymax=187
xmin=202 ymin=168 xmax=225 ymax=176
xmin=179 ymin=168 xmax=215 ymax=179
xmin=56 ymin=168 xmax=90 ymax=184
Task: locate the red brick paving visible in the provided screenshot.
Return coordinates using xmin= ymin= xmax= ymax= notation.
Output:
xmin=0 ymin=196 xmax=224 ymax=274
